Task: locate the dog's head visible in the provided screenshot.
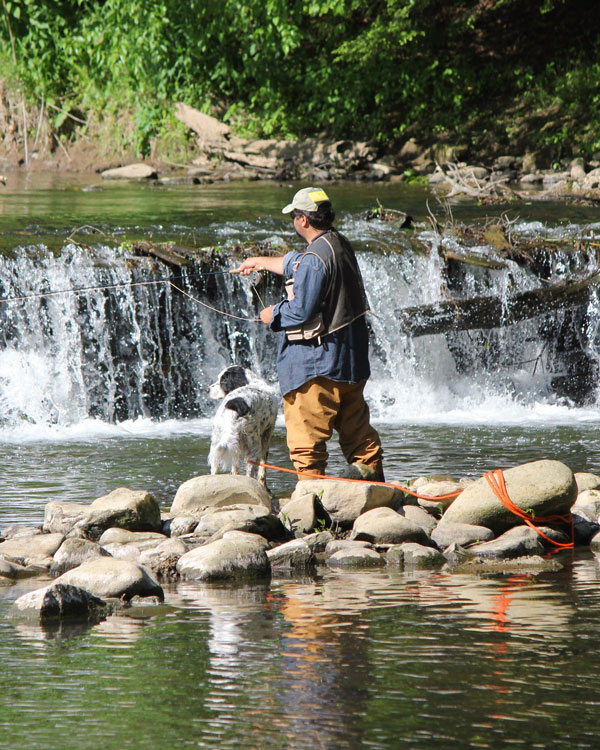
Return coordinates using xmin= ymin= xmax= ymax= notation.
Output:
xmin=209 ymin=365 xmax=252 ymax=399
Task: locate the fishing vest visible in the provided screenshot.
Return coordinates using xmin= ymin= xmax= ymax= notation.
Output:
xmin=285 ymin=229 xmax=369 ymax=342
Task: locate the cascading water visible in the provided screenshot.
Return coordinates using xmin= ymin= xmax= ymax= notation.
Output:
xmin=0 ymin=215 xmax=599 ymax=435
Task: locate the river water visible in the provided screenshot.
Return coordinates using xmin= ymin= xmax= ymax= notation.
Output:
xmin=1 ymin=174 xmax=600 ymax=748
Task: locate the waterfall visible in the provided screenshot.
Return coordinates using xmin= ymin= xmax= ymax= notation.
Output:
xmin=0 ymin=221 xmax=599 ymax=433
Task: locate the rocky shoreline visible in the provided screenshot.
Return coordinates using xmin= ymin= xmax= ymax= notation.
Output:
xmin=3 ymin=459 xmax=600 ymax=624
xmin=2 ymin=104 xmax=599 ymax=205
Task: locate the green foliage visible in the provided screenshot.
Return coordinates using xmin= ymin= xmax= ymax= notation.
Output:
xmin=1 ymin=0 xmax=599 ymax=159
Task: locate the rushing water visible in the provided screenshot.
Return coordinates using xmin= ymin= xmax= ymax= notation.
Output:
xmin=1 ymin=174 xmax=600 ymax=748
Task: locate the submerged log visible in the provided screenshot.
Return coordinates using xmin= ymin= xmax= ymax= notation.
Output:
xmin=397 ymin=274 xmax=600 ymax=337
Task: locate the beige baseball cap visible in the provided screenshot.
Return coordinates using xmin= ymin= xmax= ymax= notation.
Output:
xmin=282 ymin=187 xmax=330 ymax=214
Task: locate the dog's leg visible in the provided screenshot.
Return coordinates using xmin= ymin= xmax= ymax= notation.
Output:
xmin=257 ymin=424 xmax=275 ymax=485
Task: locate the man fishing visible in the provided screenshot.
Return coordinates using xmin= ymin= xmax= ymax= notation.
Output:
xmin=235 ymin=186 xmax=384 ymax=481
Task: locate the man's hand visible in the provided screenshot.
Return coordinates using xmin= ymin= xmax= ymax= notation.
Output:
xmin=260 ymin=305 xmax=274 ymax=325
xmin=232 ymin=256 xmax=285 ymax=276
xmin=236 ymin=257 xmax=263 ymax=276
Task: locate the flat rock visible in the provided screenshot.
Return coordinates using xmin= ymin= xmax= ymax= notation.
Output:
xmin=324 ymin=539 xmax=374 ymax=557
xmin=0 ymin=533 xmax=65 ymax=565
xmin=291 ymin=479 xmax=396 ymax=528
xmin=12 ymin=583 xmax=107 ymax=621
xmin=350 ymin=507 xmax=433 ymax=546
xmin=101 ymin=163 xmax=157 ymax=180
xmin=450 ymin=555 xmax=563 ymax=574
xmin=55 ymin=557 xmax=164 ymax=601
xmin=386 ymin=543 xmax=446 ymax=569
xmin=50 ymin=537 xmax=112 ymax=577
xmin=468 ymin=526 xmax=545 ymax=559
xmin=176 ymin=530 xmax=270 ymax=581
xmin=440 ymin=460 xmax=577 ymax=534
xmin=432 ymin=521 xmax=495 ymax=550
xmin=326 ymin=548 xmax=385 ymax=568
xmin=170 ymin=475 xmax=271 ymax=517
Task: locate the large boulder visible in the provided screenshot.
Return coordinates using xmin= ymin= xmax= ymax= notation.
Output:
xmin=440 ymin=460 xmax=577 ymax=534
xmin=290 ymin=479 xmax=396 ymax=528
xmin=55 ymin=558 xmax=164 ymax=601
xmin=176 ymin=530 xmax=270 ymax=581
xmin=350 ymin=507 xmax=433 ymax=546
xmin=12 ymin=584 xmax=107 ymax=622
xmin=170 ymin=475 xmax=271 ymax=517
xmin=44 ymin=488 xmax=162 ymax=540
xmin=0 ymin=533 xmax=64 ymax=566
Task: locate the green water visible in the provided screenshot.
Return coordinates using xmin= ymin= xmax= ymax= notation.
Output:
xmin=1 ymin=175 xmax=600 ymax=749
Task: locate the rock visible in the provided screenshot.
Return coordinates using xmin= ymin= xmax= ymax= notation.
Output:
xmin=97 ymin=528 xmax=167 ymax=548
xmin=139 ymin=538 xmax=188 ymax=579
xmin=302 ymin=531 xmax=334 ymax=552
xmin=570 ymin=157 xmax=586 ymax=180
xmin=194 ymin=504 xmax=286 ymax=541
xmin=350 ymin=507 xmax=433 ymax=546
xmin=44 ymin=488 xmax=162 ymax=540
xmin=12 ymin=583 xmax=107 ymax=621
xmin=413 ymin=480 xmax=462 ymax=512
xmin=574 ymin=489 xmax=600 ymax=519
xmin=468 ymin=527 xmax=545 ymax=559
xmin=0 ymin=533 xmax=64 ymax=565
xmin=575 ymin=473 xmax=600 ymax=493
xmin=174 ymin=103 xmax=232 ymax=147
xmin=50 ymin=537 xmax=112 ymax=577
xmin=279 ymin=494 xmax=319 ymax=534
xmin=0 ymin=524 xmax=43 ymax=539
xmin=101 ymin=164 xmax=157 ymax=180
xmin=0 ymin=558 xmax=29 ymax=579
xmin=386 ymin=543 xmax=446 ymax=569
xmin=326 ymin=547 xmax=385 ymax=568
xmin=267 ymin=539 xmax=315 ymax=570
xmin=450 ymin=555 xmax=563 ymax=574
xmin=55 ymin=558 xmax=164 ymax=601
xmin=400 ymin=506 xmax=438 ymax=535
xmin=100 ymin=543 xmax=141 ymax=562
xmin=572 ymin=510 xmax=600 ymax=545
xmin=324 ymin=539 xmax=374 ymax=557
xmin=290 ymin=479 xmax=396 ymax=528
xmin=582 ymin=167 xmax=600 ymax=191
xmin=431 ymin=522 xmax=495 ymax=550
xmin=176 ymin=530 xmax=270 ymax=581
xmin=171 ymin=475 xmax=271 ymax=517
xmin=589 ymin=529 xmax=600 ymax=554
xmin=440 ymin=460 xmax=577 ymax=534
xmin=165 ymin=516 xmax=199 ymax=537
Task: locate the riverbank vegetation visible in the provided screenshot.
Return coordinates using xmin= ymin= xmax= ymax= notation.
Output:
xmin=1 ymin=0 xmax=599 ymax=166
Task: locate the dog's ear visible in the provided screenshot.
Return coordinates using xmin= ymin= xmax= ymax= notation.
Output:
xmin=225 ymin=397 xmax=251 ymax=418
xmin=221 ymin=365 xmax=249 ymax=394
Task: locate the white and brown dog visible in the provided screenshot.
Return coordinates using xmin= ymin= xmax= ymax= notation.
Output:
xmin=208 ymin=365 xmax=279 ymax=485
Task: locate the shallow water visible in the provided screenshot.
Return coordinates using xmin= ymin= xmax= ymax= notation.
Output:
xmin=2 ymin=175 xmax=600 ymax=748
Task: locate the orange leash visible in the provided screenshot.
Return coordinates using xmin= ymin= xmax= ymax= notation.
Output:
xmin=248 ymin=460 xmax=461 ymax=502
xmin=484 ymin=469 xmax=574 ymax=549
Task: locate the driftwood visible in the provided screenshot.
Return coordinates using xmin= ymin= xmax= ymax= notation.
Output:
xmin=397 ymin=275 xmax=600 ymax=337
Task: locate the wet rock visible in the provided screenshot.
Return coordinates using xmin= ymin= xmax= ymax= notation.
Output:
xmin=326 ymin=547 xmax=385 ymax=568
xmin=431 ymin=522 xmax=495 ymax=550
xmin=176 ymin=530 xmax=270 ymax=581
xmin=468 ymin=526 xmax=545 ymax=559
xmin=450 ymin=555 xmax=564 ymax=574
xmin=101 ymin=163 xmax=157 ymax=180
xmin=12 ymin=584 xmax=108 ymax=622
xmin=194 ymin=504 xmax=286 ymax=541
xmin=44 ymin=488 xmax=162 ymax=540
xmin=440 ymin=460 xmax=577 ymax=534
xmin=171 ymin=475 xmax=271 ymax=517
xmin=267 ymin=539 xmax=315 ymax=570
xmin=386 ymin=543 xmax=446 ymax=569
xmin=0 ymin=533 xmax=65 ymax=566
xmin=55 ymin=558 xmax=164 ymax=601
xmin=324 ymin=539 xmax=374 ymax=557
xmin=0 ymin=558 xmax=29 ymax=579
xmin=350 ymin=507 xmax=433 ymax=546
xmin=572 ymin=509 xmax=600 ymax=545
xmin=279 ymin=494 xmax=319 ymax=534
xmin=290 ymin=479 xmax=396 ymax=528
xmin=139 ymin=538 xmax=188 ymax=579
xmin=50 ymin=537 xmax=111 ymax=577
